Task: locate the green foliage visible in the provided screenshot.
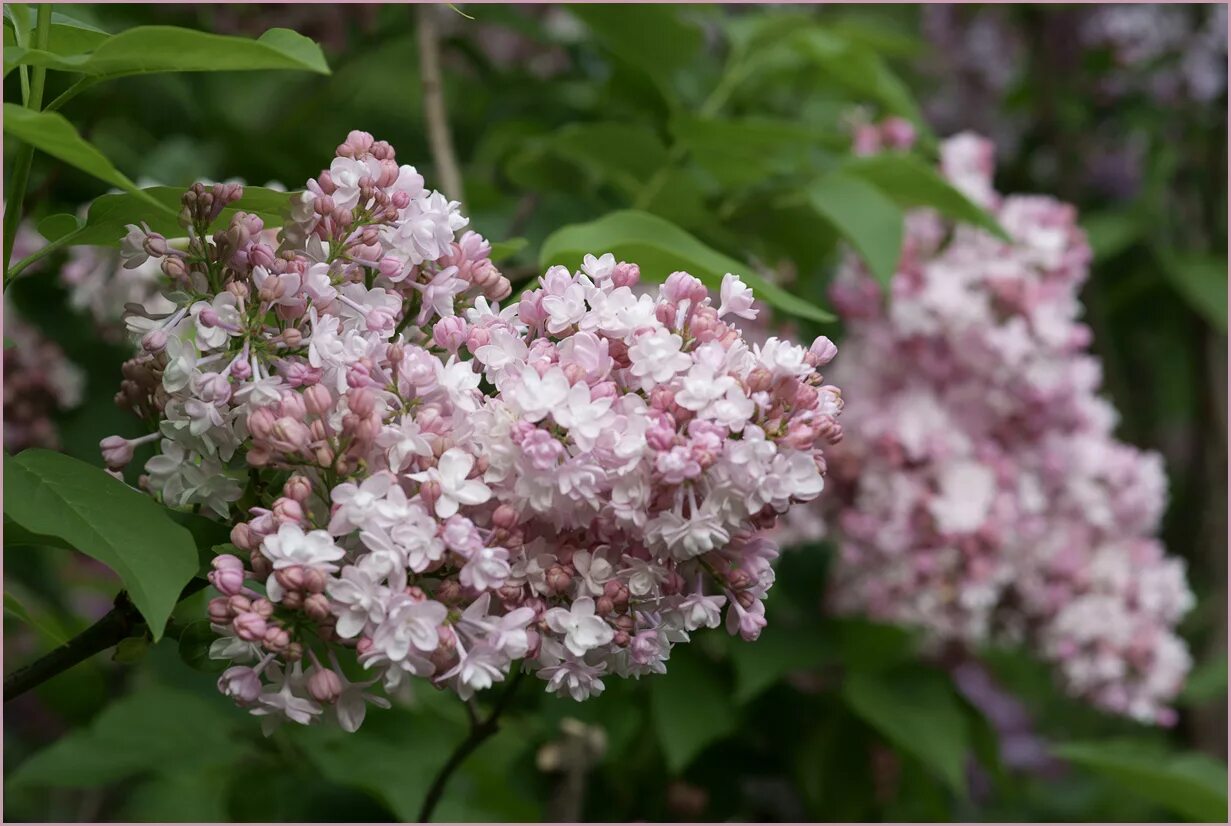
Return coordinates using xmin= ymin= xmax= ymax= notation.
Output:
xmin=1158 ymin=253 xmax=1228 ymax=334
xmin=4 ymin=449 xmax=199 ymax=640
xmin=3 ymin=26 xmax=329 ymax=79
xmin=1054 ymin=740 xmax=1229 ymax=823
xmin=540 ymin=209 xmax=835 ymax=323
xmin=569 ymin=5 xmax=703 ymax=102
xmin=807 ymin=170 xmax=904 ymax=287
xmin=649 ymin=648 xmax=738 ymax=773
xmin=7 ymin=684 xmax=248 ymax=788
xmin=729 ymin=624 xmax=833 ymax=703
xmin=3 ymin=6 xmax=110 ymax=56
xmin=3 ymin=104 xmax=170 ymax=211
xmin=177 ymin=620 xmax=226 ymax=674
xmin=841 ymin=665 xmax=970 ymax=794
xmin=840 ymin=152 xmax=1009 ymax=239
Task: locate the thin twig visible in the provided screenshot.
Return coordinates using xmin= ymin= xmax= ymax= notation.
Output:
xmin=417 ymin=668 xmax=526 ymax=822
xmin=416 ymin=4 xmax=464 ymax=205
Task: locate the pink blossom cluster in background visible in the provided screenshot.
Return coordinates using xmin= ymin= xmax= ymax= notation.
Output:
xmin=104 ymin=131 xmax=844 ymax=733
xmin=4 ymin=302 xmax=84 ymax=453
xmin=821 ymin=131 xmax=1193 ymax=725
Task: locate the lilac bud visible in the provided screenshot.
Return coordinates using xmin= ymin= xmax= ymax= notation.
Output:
xmin=208 ymin=562 xmax=246 ymax=597
xmin=808 ymin=336 xmax=838 ymax=366
xmin=142 ymin=330 xmax=167 ymax=352
xmin=304 ymin=593 xmax=331 ymax=621
xmin=218 ymin=666 xmax=262 ymax=705
xmin=100 ymin=435 xmax=135 ymax=470
xmin=208 ymin=597 xmax=233 ymax=625
xmin=233 ymin=612 xmax=267 ymax=641
xmin=307 ymin=667 xmax=344 ymax=704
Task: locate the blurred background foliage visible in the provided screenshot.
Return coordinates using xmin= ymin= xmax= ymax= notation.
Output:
xmin=3 ymin=3 xmax=1227 ymax=822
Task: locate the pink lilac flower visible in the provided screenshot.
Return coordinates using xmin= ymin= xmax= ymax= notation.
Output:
xmin=105 ymin=131 xmax=845 ymax=733
xmin=4 ymin=303 xmax=85 ymax=452
xmin=821 ymin=129 xmax=1193 ymax=726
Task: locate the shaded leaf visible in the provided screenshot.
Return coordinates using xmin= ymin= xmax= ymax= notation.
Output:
xmin=1158 ymin=252 xmax=1227 ymax=334
xmin=1180 ymin=652 xmax=1227 ymax=705
xmin=8 ymin=684 xmax=247 ymax=788
xmin=178 ymin=620 xmax=227 ymax=674
xmin=1082 ymin=209 xmax=1142 ymax=262
xmin=671 ymin=114 xmax=840 ymax=188
xmin=1055 ymin=740 xmax=1228 ymax=823
xmin=570 ymin=5 xmax=702 ymax=99
xmin=842 ymin=666 xmax=969 ymax=794
xmin=730 ymin=624 xmax=834 ymax=703
xmin=649 ymin=649 xmax=737 ymax=773
xmin=794 ymin=28 xmax=927 ymax=132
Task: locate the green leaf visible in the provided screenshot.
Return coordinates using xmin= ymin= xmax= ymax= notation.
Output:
xmin=178 ymin=620 xmax=227 ymax=673
xmin=550 ymin=122 xmax=670 ymax=196
xmin=841 ymin=153 xmax=1009 ymax=240
xmin=539 ymin=209 xmax=834 ymax=323
xmin=4 ymin=591 xmax=69 ymax=645
xmin=67 ymin=185 xmax=292 ymax=247
xmin=807 ymin=170 xmax=903 ymax=287
xmin=3 ymin=6 xmax=109 ymax=57
xmin=1180 ymin=652 xmax=1227 ymax=705
xmin=8 ymin=684 xmax=247 ymax=788
xmin=842 ymin=666 xmax=969 ymax=794
xmin=4 ymin=26 xmax=329 ymax=78
xmin=3 ymin=105 xmax=170 ymax=213
xmin=569 ymin=5 xmax=702 ymax=99
xmin=730 ymin=624 xmax=834 ymax=703
xmin=36 ymin=212 xmax=84 ymax=243
xmin=4 ymin=449 xmax=199 ymax=640
xmin=1055 ymin=740 xmax=1228 ymax=822
xmin=292 ymin=709 xmax=465 ymax=817
xmin=671 ymin=114 xmax=840 ymax=189
xmin=834 ymin=618 xmax=918 ymax=673
xmin=1158 ymin=253 xmax=1227 ymax=334
xmin=488 ymin=237 xmax=528 ymax=263
xmin=112 ymin=636 xmax=150 ymax=664
xmin=650 ymin=649 xmax=737 ymax=773
xmin=120 ymin=766 xmax=233 ymax=822
xmin=1082 ymin=209 xmax=1142 ymax=262
xmin=794 ymin=28 xmax=928 ymax=133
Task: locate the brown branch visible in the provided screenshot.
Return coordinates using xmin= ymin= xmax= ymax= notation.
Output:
xmin=417 ymin=667 xmax=525 ymax=822
xmin=4 ymin=579 xmax=209 ymax=702
xmin=416 ymin=4 xmax=464 ymax=205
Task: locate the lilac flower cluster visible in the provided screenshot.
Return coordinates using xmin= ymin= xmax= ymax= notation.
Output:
xmin=823 ymin=132 xmax=1193 ymax=725
xmin=4 ymin=304 xmax=85 ymax=453
xmin=105 ymin=131 xmax=844 ymax=732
